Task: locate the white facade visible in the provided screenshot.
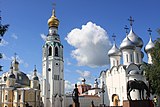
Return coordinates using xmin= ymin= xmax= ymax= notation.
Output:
xmin=99 ymin=26 xmax=154 ymax=106
xmin=42 ymin=9 xmax=65 ymax=107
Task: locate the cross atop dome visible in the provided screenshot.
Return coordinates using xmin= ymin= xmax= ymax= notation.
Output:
xmin=128 ymin=16 xmax=134 ymax=27
xmin=147 ymin=28 xmax=152 ymax=36
xmin=112 ymin=33 xmax=116 ymax=43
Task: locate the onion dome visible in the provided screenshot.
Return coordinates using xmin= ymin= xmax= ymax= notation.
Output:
xmin=12 ymin=58 xmax=19 ymax=65
xmin=108 ymin=43 xmax=121 ymax=56
xmin=48 ymin=9 xmax=59 ymax=28
xmin=145 ymin=37 xmax=154 ymax=53
xmin=127 ymin=28 xmax=143 ymax=47
xmin=120 ymin=36 xmax=135 ymax=50
xmin=128 ymin=70 xmax=139 ymax=75
xmin=32 ymin=66 xmax=39 ymax=81
xmin=8 ymin=66 xmax=15 ymax=79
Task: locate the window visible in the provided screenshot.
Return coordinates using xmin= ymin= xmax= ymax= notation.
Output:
xmin=54 ymin=75 xmax=59 ymax=80
xmin=126 ymin=54 xmax=128 ymax=62
xmin=130 ymin=54 xmax=132 ymax=62
xmin=55 ymin=47 xmax=58 ymax=57
xmin=48 ymin=46 xmax=52 ymax=56
xmin=113 ymin=60 xmax=115 ymax=66
xmin=117 ymin=60 xmax=119 ymax=65
xmin=18 ymin=95 xmax=21 ymax=100
xmin=137 ymin=53 xmax=139 ymax=63
xmin=5 ymin=95 xmax=7 ymax=100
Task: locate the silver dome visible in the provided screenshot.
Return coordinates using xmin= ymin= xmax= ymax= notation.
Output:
xmin=120 ymin=36 xmax=135 ymax=50
xmin=145 ymin=37 xmax=154 ymax=52
xmin=108 ymin=43 xmax=121 ymax=56
xmin=128 ymin=70 xmax=139 ymax=75
xmin=127 ymin=28 xmax=143 ymax=48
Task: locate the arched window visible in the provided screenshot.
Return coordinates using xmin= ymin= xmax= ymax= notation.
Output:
xmin=55 ymin=47 xmax=58 ymax=56
xmin=48 ymin=46 xmax=52 ymax=56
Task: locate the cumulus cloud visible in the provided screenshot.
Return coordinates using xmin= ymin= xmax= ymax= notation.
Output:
xmin=65 ymin=22 xmax=111 ymax=67
xmin=11 ymin=33 xmax=18 ymax=39
xmin=66 ymin=58 xmax=72 ymax=65
xmin=0 ymin=39 xmax=8 ymax=46
xmin=76 ymin=70 xmax=94 ymax=83
xmin=65 ymin=80 xmax=75 ymax=92
xmin=40 ymin=34 xmax=47 ymax=41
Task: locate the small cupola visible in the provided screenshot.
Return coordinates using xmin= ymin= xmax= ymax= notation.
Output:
xmin=32 ymin=65 xmax=39 ymax=81
xmin=145 ymin=28 xmax=154 ymax=53
xmin=48 ymin=9 xmax=59 ymax=28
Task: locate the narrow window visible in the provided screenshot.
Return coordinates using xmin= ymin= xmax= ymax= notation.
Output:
xmin=48 ymin=46 xmax=52 ymax=56
xmin=113 ymin=60 xmax=115 ymax=66
xmin=137 ymin=53 xmax=139 ymax=63
xmin=126 ymin=54 xmax=128 ymax=62
xmin=5 ymin=95 xmax=7 ymax=100
xmin=18 ymin=95 xmax=21 ymax=100
xmin=55 ymin=47 xmax=58 ymax=56
xmin=130 ymin=54 xmax=132 ymax=62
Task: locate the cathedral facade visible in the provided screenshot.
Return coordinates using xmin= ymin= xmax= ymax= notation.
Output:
xmin=99 ymin=21 xmax=155 ymax=106
xmin=0 ymin=57 xmax=40 ymax=107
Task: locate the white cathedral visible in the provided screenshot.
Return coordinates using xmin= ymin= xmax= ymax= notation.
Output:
xmin=99 ymin=20 xmax=155 ymax=106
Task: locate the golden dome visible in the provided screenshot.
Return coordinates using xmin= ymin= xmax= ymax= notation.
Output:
xmin=48 ymin=9 xmax=59 ymax=28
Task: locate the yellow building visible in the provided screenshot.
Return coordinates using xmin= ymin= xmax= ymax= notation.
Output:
xmin=0 ymin=57 xmax=41 ymax=107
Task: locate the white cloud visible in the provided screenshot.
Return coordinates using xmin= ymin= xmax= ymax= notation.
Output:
xmin=0 ymin=39 xmax=9 ymax=46
xmin=76 ymin=70 xmax=94 ymax=83
xmin=2 ymin=54 xmax=11 ymax=60
xmin=11 ymin=33 xmax=18 ymax=39
xmin=65 ymin=80 xmax=75 ymax=92
xmin=66 ymin=58 xmax=72 ymax=65
xmin=40 ymin=34 xmax=47 ymax=41
xmin=65 ymin=21 xmax=112 ymax=67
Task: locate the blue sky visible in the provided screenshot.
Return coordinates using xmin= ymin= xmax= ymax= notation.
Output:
xmin=0 ymin=0 xmax=160 ymax=92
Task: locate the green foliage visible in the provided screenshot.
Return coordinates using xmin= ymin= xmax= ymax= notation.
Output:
xmin=143 ymin=38 xmax=160 ymax=95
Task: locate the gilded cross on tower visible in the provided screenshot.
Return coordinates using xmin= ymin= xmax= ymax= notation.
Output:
xmin=112 ymin=33 xmax=116 ymax=42
xmin=52 ymin=3 xmax=56 ymax=10
xmin=128 ymin=16 xmax=134 ymax=27
xmin=147 ymin=28 xmax=152 ymax=36
xmin=124 ymin=25 xmax=129 ymax=34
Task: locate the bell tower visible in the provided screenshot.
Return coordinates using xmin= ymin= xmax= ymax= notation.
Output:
xmin=42 ymin=8 xmax=64 ymax=107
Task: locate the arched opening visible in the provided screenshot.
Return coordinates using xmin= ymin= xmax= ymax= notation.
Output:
xmin=48 ymin=46 xmax=52 ymax=56
xmin=112 ymin=94 xmax=120 ymax=106
xmin=55 ymin=47 xmax=58 ymax=57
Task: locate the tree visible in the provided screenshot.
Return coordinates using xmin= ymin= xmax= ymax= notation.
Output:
xmin=0 ymin=12 xmax=9 ymax=71
xmin=143 ymin=38 xmax=160 ymax=96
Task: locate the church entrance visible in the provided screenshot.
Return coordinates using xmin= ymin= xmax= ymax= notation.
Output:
xmin=112 ymin=94 xmax=120 ymax=106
